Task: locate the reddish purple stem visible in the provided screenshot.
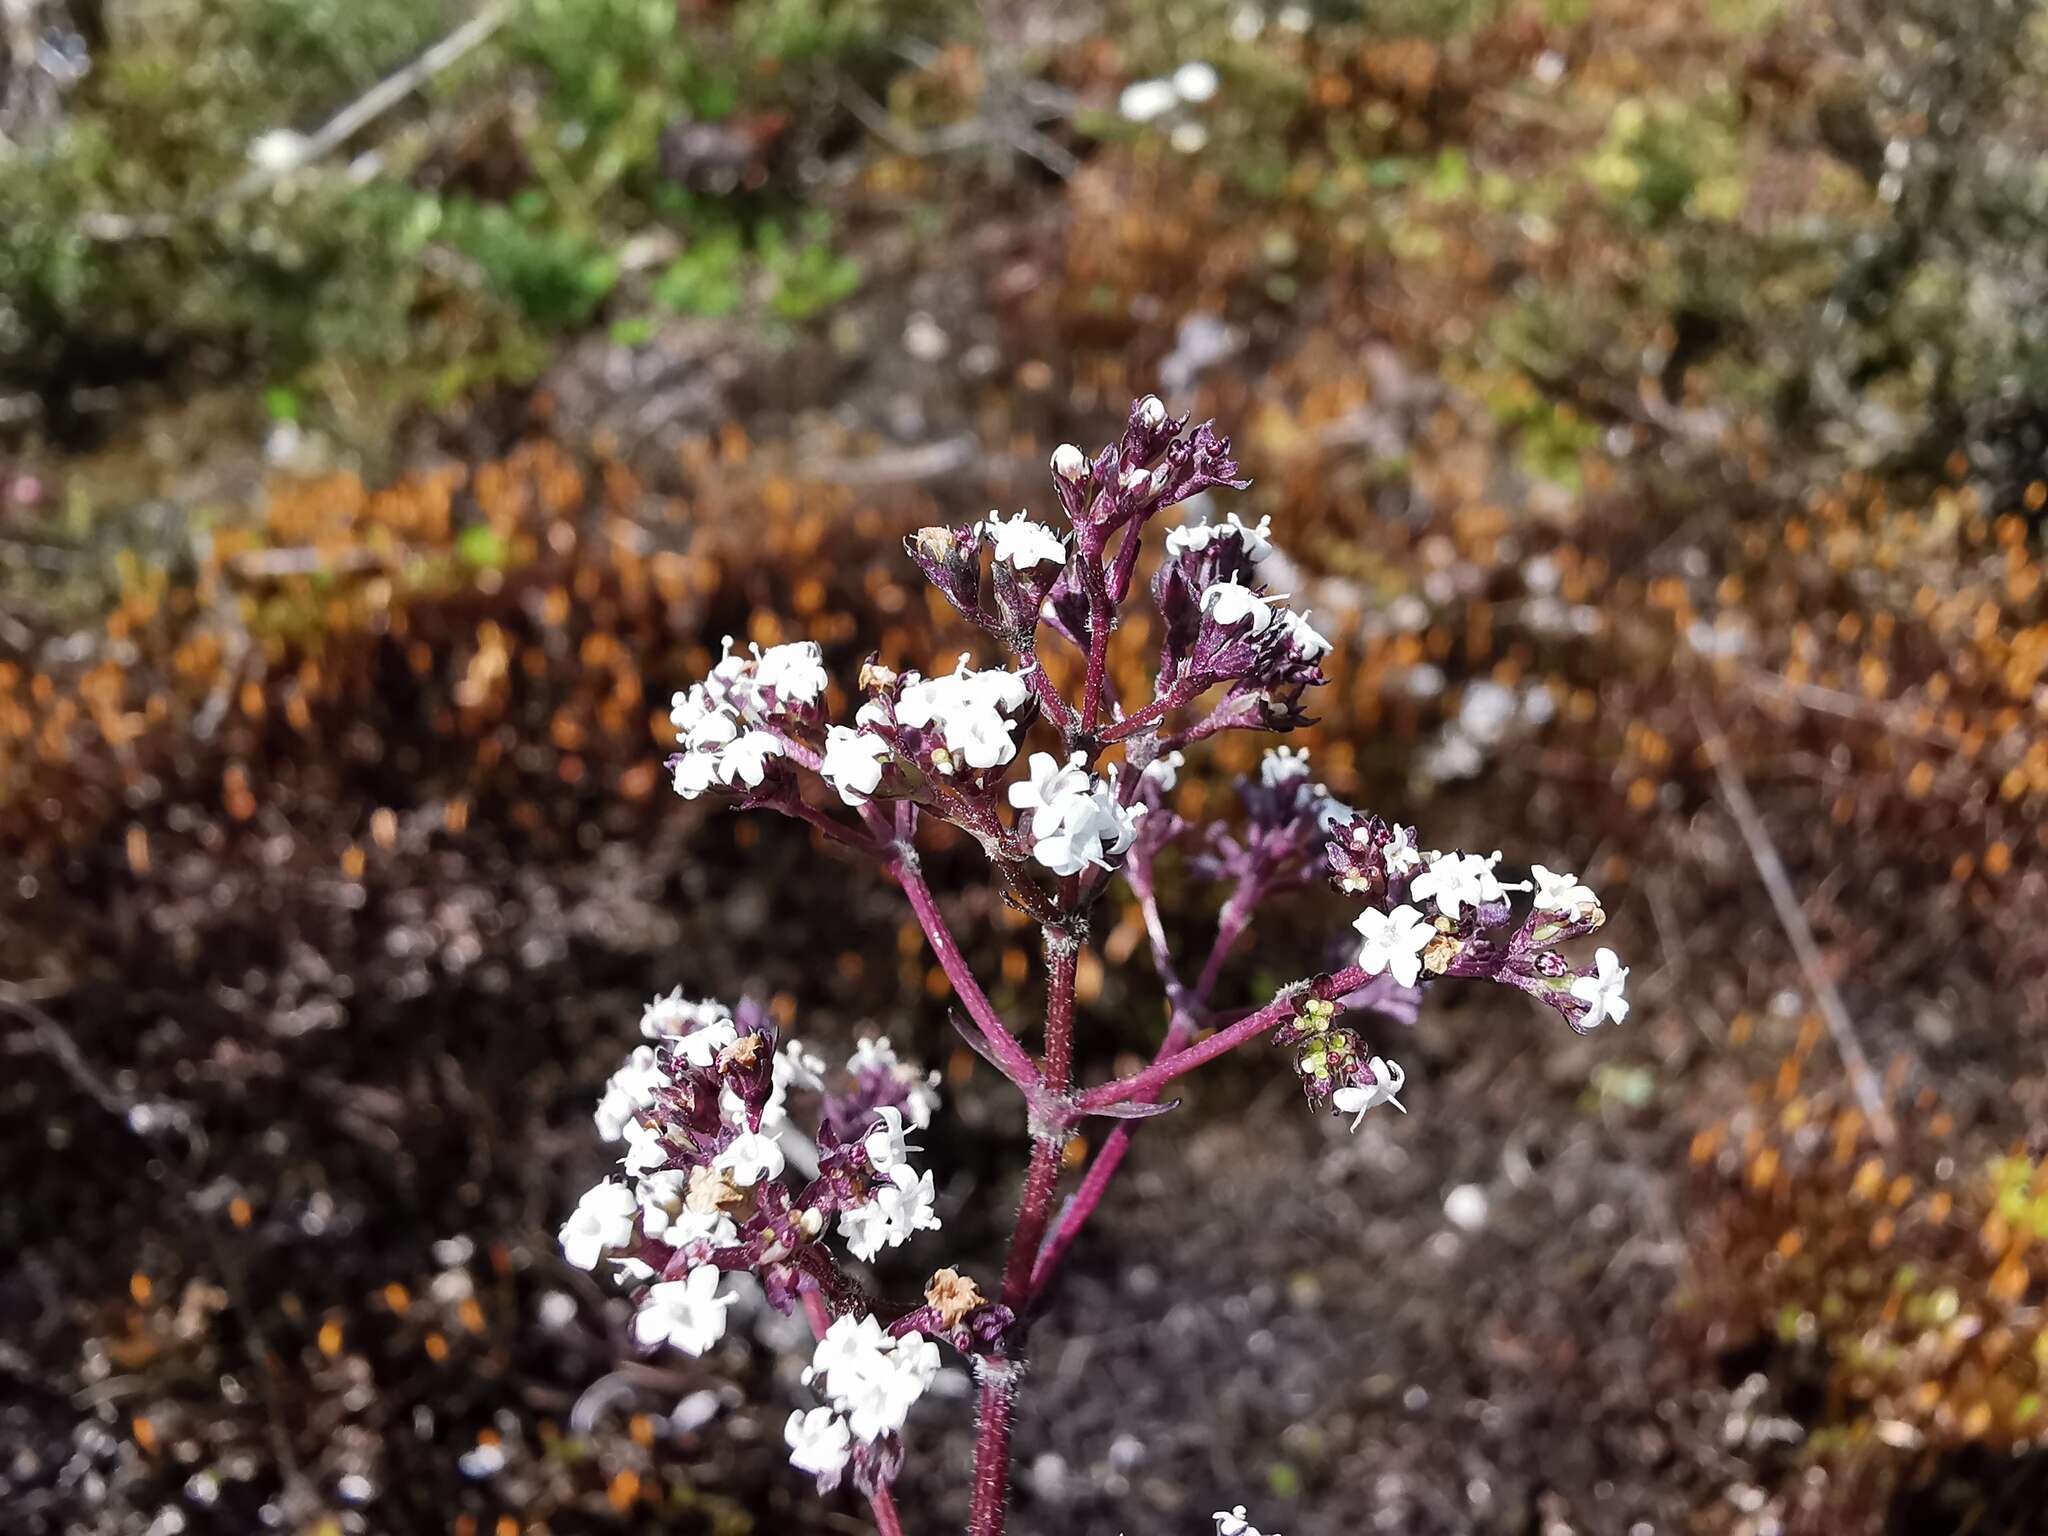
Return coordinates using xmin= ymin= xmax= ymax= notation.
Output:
xmin=890 ymin=856 xmax=1041 ymax=1090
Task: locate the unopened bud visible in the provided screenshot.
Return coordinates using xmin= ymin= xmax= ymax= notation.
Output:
xmin=1136 ymin=395 xmax=1167 ymax=428
xmin=1051 ymin=443 xmax=1088 ymax=480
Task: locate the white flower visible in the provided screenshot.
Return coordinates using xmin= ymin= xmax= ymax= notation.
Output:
xmin=716 ymin=729 xmax=784 ymax=788
xmin=595 ymin=1046 xmax=671 ymax=1142
xmin=559 ymin=1180 xmax=639 ymax=1270
xmin=1199 ymin=580 xmax=1275 ymax=634
xmin=1143 ymin=750 xmax=1185 ymax=792
xmin=1330 ymin=1056 xmax=1407 ymax=1131
xmin=637 ymin=1173 xmax=740 ymax=1248
xmin=1261 ymin=745 xmax=1312 ymax=787
xmin=862 ymin=1106 xmax=919 ymax=1173
xmin=1024 ymin=766 xmax=1146 ymax=876
xmin=1213 ymin=1505 xmax=1281 ymax=1536
xmin=821 ymin=725 xmax=892 ymax=805
xmin=1281 ymin=606 xmax=1332 ymax=659
xmin=670 ymin=750 xmax=720 ymax=800
xmin=981 ymin=510 xmax=1066 ymax=570
xmin=785 ymin=1406 xmax=853 ymax=1482
xmin=621 ymin=1117 xmax=671 ymax=1174
xmin=805 ymin=1314 xmax=943 ymax=1444
xmin=777 ymin=1039 xmax=827 ymax=1094
xmin=752 ymin=641 xmax=829 ymax=706
xmin=839 ymin=1164 xmax=942 ymax=1262
xmin=1119 ymin=77 xmax=1179 ymax=122
xmin=632 ymin=1265 xmax=736 ymax=1355
xmin=1409 ymin=849 xmax=1521 ymax=921
xmin=1173 ymin=61 xmax=1219 ymax=103
xmin=1007 ymin=751 xmax=1092 ymax=836
xmin=896 ymin=658 xmax=1030 ymax=772
xmin=672 ymin=1014 xmax=741 ymax=1068
xmin=715 ymin=1130 xmax=786 ymax=1187
xmin=1530 ymin=864 xmax=1599 ymax=915
xmin=1051 ymin=442 xmax=1088 ymax=480
xmin=1352 ymin=904 xmax=1433 ymax=987
xmin=1569 ymin=946 xmax=1630 ymax=1026
xmin=641 ymin=990 xmax=730 ymax=1042
xmin=1384 ymin=824 xmax=1423 ymax=878
xmin=1165 ymin=512 xmax=1272 ymax=559
xmin=686 ymin=708 xmax=740 ymax=752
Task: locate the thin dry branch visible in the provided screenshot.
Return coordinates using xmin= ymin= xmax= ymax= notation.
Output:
xmin=1692 ymin=700 xmax=1897 ymax=1144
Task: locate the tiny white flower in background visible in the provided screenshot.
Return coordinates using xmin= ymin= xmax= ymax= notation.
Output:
xmin=1137 ymin=394 xmax=1169 ymax=428
xmin=1199 ymin=580 xmax=1276 ymax=634
xmin=716 ymin=729 xmax=784 ymax=788
xmin=632 ymin=1265 xmax=736 ymax=1356
xmin=846 ymin=1036 xmax=902 ymax=1076
xmin=862 ymin=1106 xmax=919 ymax=1173
xmin=1353 ymin=904 xmax=1433 ymax=987
xmin=559 ymin=1180 xmax=638 ymax=1270
xmin=1051 ymin=442 xmax=1088 ymax=480
xmin=1143 ymin=750 xmax=1185 ymax=792
xmin=752 ymin=641 xmax=829 ymax=706
xmin=1569 ymin=946 xmax=1630 ymax=1026
xmin=1331 ymin=1056 xmax=1407 ymax=1131
xmin=981 ymin=509 xmax=1067 ymax=570
xmin=785 ymin=1406 xmax=853 ymax=1481
xmin=777 ymin=1039 xmax=827 ymax=1095
xmin=641 ymin=989 xmax=730 ymax=1041
xmin=715 ymin=1129 xmax=786 ymax=1187
xmin=1530 ymin=864 xmax=1599 ymax=915
xmin=821 ymin=725 xmax=892 ymax=805
xmin=1173 ymin=61 xmax=1219 ymax=103
xmin=1409 ymin=849 xmax=1522 ymax=921
xmin=1119 ymin=77 xmax=1179 ymax=123
xmin=1170 ymin=121 xmax=1209 ymax=154
xmin=1261 ymin=745 xmax=1312 ymax=787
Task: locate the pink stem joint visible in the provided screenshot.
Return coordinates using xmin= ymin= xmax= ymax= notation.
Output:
xmin=559 ymin=397 xmax=1628 ymax=1534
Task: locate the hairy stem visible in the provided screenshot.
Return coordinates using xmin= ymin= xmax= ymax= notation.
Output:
xmin=870 ymin=1481 xmax=907 ymax=1536
xmin=967 ymin=1359 xmax=1017 ymax=1536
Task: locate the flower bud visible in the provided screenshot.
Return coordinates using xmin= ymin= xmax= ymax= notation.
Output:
xmin=1136 ymin=395 xmax=1167 ymax=429
xmin=1051 ymin=442 xmax=1088 ymax=480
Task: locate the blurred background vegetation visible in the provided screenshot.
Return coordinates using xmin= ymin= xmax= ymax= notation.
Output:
xmin=4 ymin=2 xmax=2048 ymax=1535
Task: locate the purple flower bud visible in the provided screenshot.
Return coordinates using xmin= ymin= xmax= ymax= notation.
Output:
xmin=904 ymin=525 xmax=987 ymax=625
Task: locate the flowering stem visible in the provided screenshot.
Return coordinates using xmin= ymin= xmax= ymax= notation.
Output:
xmin=999 ymin=937 xmax=1076 ymax=1306
xmin=869 ymin=1481 xmax=907 ymax=1536
xmin=1078 ymin=553 xmax=1115 ymax=734
xmin=1028 ymin=871 xmax=1259 ymax=1296
xmin=1077 ymin=963 xmax=1371 ymax=1112
xmin=889 ymin=856 xmax=1041 ymax=1090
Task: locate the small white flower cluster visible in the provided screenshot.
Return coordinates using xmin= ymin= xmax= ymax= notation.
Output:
xmin=1119 ymin=61 xmax=1222 ymax=158
xmin=668 ymin=638 xmax=829 ymax=799
xmin=787 ymin=1313 xmax=944 ymax=1481
xmin=846 ymin=1035 xmax=943 ymax=1130
xmin=839 ymin=1106 xmax=943 ymax=1261
xmin=979 ymin=509 xmax=1067 ymax=570
xmin=896 ymin=655 xmax=1033 ymax=774
xmin=1164 ymin=510 xmax=1273 ymax=559
xmin=1351 ymin=852 xmax=1629 ymax=1026
xmin=1197 ymin=579 xmax=1331 ymax=659
xmin=1008 ymin=751 xmax=1148 ymax=877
